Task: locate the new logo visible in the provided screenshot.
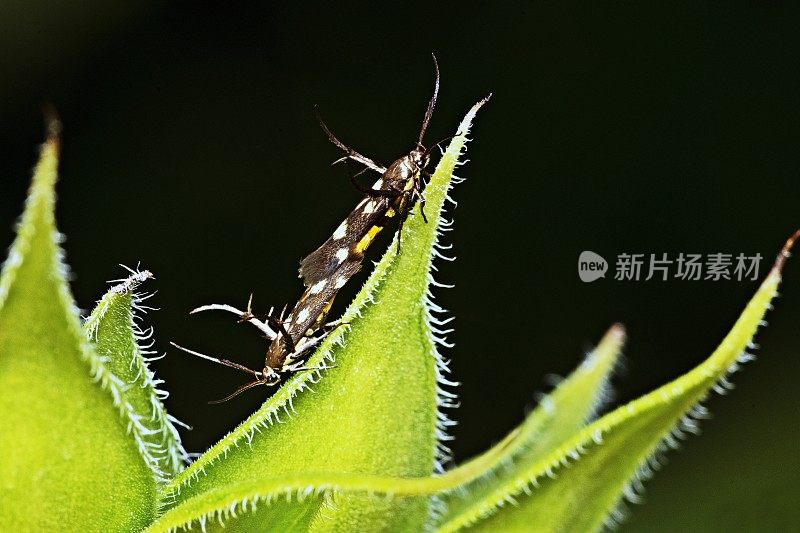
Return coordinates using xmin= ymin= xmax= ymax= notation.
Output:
xmin=578 ymin=251 xmax=608 ymax=282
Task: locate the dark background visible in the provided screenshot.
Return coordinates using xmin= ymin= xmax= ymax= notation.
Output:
xmin=1 ymin=2 xmax=798 ymax=531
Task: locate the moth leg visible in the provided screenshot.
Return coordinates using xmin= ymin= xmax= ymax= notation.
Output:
xmin=285 ymin=314 xmax=350 ymax=367
xmin=322 ymin=317 xmax=350 ymax=331
xmin=290 ymin=324 xmax=337 ymax=360
xmin=413 ymin=180 xmax=428 ymax=223
xmin=285 ymin=361 xmax=337 ymax=373
xmin=190 ymin=299 xmax=277 ymax=340
xmin=342 ymin=159 xmax=403 ymax=198
xmin=316 ymin=106 xmax=387 ymax=173
xmin=394 ymin=192 xmax=416 ymax=254
xmin=265 ymin=316 xmax=297 ymax=354
xmin=296 ymin=330 xmax=328 ymax=352
xmin=396 ymin=214 xmax=406 ymax=254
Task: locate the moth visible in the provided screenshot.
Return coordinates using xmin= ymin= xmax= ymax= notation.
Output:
xmin=173 ymin=55 xmax=449 ymax=402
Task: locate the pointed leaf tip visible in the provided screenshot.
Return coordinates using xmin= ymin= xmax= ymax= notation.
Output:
xmin=597 ymin=324 xmax=625 ymax=364
xmin=772 ymin=228 xmax=800 ymax=273
xmin=42 ymin=105 xmax=62 ymax=143
xmin=436 ymin=323 xmax=625 ymax=530
xmin=85 ymin=267 xmax=189 ymax=483
xmin=444 ymin=238 xmax=786 ymax=532
xmin=0 ymin=134 xmax=156 ymax=531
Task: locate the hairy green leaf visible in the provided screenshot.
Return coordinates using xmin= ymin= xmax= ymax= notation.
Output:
xmin=436 ymin=238 xmax=794 ymax=532
xmin=436 ymin=324 xmax=625 ymax=527
xmin=4 ymin=103 xmax=788 ymax=533
xmin=149 ymin=473 xmax=439 ymax=533
xmin=146 ymin=322 xmax=626 ymax=532
xmin=0 ymin=133 xmax=156 ymax=531
xmin=84 ymin=269 xmax=189 ymax=484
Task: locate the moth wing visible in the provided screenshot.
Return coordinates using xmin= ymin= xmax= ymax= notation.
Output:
xmin=299 ymin=241 xmax=338 ymax=286
xmin=299 ymin=196 xmax=390 ymax=286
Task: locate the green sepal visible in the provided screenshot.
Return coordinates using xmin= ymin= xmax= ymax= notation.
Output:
xmin=0 ymin=132 xmax=157 ymax=531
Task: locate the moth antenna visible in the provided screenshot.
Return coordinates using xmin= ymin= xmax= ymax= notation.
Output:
xmin=418 ymin=53 xmax=440 ymax=146
xmin=315 ymin=106 xmax=349 ymax=153
xmin=208 ymin=379 xmax=266 ymax=404
xmin=169 ymin=342 xmax=262 ymax=378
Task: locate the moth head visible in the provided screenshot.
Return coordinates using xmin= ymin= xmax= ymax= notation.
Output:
xmin=410 ymin=146 xmax=430 ymax=170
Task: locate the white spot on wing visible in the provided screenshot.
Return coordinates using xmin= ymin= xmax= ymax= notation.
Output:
xmin=310 ymin=280 xmax=326 ymax=294
xmin=363 ymin=200 xmax=376 ymax=214
xmin=372 ymin=178 xmax=383 ymax=190
xmin=332 ymin=221 xmax=347 ymax=240
xmin=335 ymin=248 xmax=349 ymax=264
xmin=335 ymin=276 xmax=347 ymax=288
xmin=296 ymin=308 xmax=309 ymax=323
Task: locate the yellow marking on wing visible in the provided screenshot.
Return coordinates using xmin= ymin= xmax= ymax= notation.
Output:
xmin=385 ymin=207 xmax=396 ymax=218
xmin=312 ymin=299 xmax=336 ymax=329
xmin=354 ymin=225 xmax=384 ymax=254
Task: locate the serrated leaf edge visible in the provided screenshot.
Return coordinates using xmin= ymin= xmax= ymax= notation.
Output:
xmin=84 ymin=268 xmax=190 ymax=485
xmin=0 ymin=137 xmax=170 ymax=492
xmin=150 ymin=472 xmax=454 ymax=533
xmin=428 ymin=324 xmax=625 ymax=530
xmin=434 ymin=262 xmax=784 ymax=532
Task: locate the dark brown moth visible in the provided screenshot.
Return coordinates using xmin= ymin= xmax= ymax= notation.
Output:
xmin=173 ymin=55 xmax=447 ymax=402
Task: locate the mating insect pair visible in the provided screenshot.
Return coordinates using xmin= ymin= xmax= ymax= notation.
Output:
xmin=172 ymin=56 xmax=455 ymax=403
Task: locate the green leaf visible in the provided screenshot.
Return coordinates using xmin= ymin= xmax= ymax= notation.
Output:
xmin=435 ymin=240 xmax=792 ymax=532
xmin=84 ymin=268 xmax=189 ymax=484
xmin=156 ymin=98 xmax=491 ymax=531
xmin=2 ymin=96 xmax=792 ymax=533
xmin=145 ymin=315 xmax=623 ymax=533
xmin=436 ymin=324 xmax=625 ymax=527
xmin=0 ymin=132 xmax=157 ymax=531
xmin=149 ymin=473 xmax=440 ymax=533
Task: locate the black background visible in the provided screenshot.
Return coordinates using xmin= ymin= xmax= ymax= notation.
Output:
xmin=1 ymin=2 xmax=798 ymax=530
